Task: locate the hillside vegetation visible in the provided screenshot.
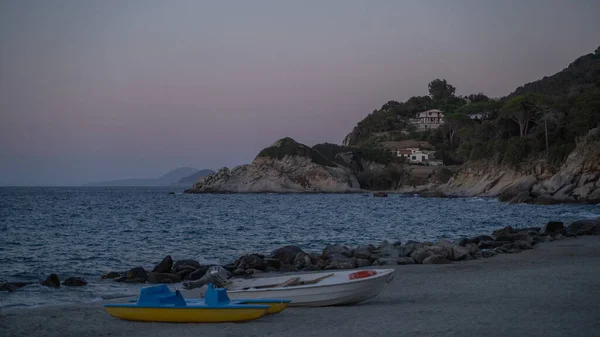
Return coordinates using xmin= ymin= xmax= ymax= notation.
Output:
xmin=344 ymin=46 xmax=600 ymax=170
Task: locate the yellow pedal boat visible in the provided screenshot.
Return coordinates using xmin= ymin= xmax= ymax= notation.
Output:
xmin=104 ymin=283 xmax=290 ymax=323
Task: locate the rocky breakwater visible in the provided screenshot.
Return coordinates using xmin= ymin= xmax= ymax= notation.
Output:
xmin=433 ymin=128 xmax=600 ymax=204
xmin=94 ymin=218 xmax=600 ymax=286
xmin=3 ymin=219 xmax=598 ymax=293
xmin=184 ymin=138 xmax=361 ymax=193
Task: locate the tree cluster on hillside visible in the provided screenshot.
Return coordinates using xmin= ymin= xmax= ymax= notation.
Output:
xmin=344 ymin=46 xmax=600 ymax=169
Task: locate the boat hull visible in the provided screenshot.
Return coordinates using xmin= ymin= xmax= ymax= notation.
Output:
xmin=104 ymin=306 xmax=267 ymax=323
xmin=182 ymin=268 xmax=395 ymax=307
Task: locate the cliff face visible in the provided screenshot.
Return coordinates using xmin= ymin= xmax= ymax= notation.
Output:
xmin=435 ymin=128 xmax=600 ymax=204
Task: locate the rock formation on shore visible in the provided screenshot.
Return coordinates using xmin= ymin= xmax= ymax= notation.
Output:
xmin=185 ymin=138 xmax=407 ymax=193
xmin=3 ymin=218 xmax=598 ymax=292
xmin=104 ymin=217 xmax=597 ymax=284
xmin=427 ymin=128 xmax=600 ymax=204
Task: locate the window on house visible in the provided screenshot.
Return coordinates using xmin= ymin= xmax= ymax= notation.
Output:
xmin=411 ymin=156 xmax=416 ymax=160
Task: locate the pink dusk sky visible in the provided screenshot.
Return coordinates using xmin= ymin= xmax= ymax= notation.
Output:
xmin=1 ymin=0 xmax=599 ymax=185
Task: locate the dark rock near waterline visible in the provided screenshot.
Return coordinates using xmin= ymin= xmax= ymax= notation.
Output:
xmin=176 ymin=268 xmax=196 ymax=280
xmin=412 ymin=249 xmax=433 ymax=264
xmin=325 ymin=256 xmax=356 ymax=270
xmin=352 ymin=244 xmax=375 ymax=259
xmin=373 ymin=192 xmax=388 ymax=197
xmin=492 ymin=226 xmax=514 ymax=239
xmin=148 ymin=272 xmax=181 ymax=284
xmin=101 ymin=271 xmax=122 ymax=279
xmin=186 ymin=266 xmax=210 ymax=281
xmin=470 ymin=235 xmax=494 ymax=244
xmin=263 ymin=257 xmax=282 ymax=270
xmin=540 ymin=221 xmax=564 ymax=235
xmin=0 ymin=282 xmax=32 ymax=292
xmin=151 ymin=255 xmax=173 ymax=274
xmin=269 ymin=245 xmax=305 ymax=265
xmin=222 ymin=263 xmax=237 ymax=273
xmin=41 ymin=274 xmax=60 ymax=288
xmin=400 ymin=242 xmax=424 ymax=257
xmin=237 ymin=254 xmax=266 ymax=271
xmin=567 ymin=219 xmax=600 ymax=235
xmin=172 ymin=260 xmax=202 ymax=273
xmin=63 ymin=277 xmax=87 ymax=287
xmin=116 ymin=267 xmax=148 ymax=283
xmin=456 ymin=238 xmax=472 ymax=247
xmin=452 ymin=245 xmax=472 ymax=261
xmin=322 ymin=244 xmax=352 ymax=259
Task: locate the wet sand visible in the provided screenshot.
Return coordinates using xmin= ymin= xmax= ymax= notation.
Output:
xmin=2 ymin=236 xmax=600 ymax=337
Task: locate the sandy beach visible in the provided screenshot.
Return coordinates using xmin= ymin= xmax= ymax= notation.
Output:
xmin=2 ymin=236 xmax=600 ymax=337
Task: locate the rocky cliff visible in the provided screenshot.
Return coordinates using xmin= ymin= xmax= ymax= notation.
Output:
xmin=185 ymin=138 xmax=362 ymax=193
xmin=432 ymin=128 xmax=600 ymax=204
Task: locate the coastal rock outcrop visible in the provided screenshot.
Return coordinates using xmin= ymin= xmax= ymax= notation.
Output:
xmin=434 ymin=128 xmax=600 ymax=204
xmin=185 ymin=138 xmax=361 ymax=193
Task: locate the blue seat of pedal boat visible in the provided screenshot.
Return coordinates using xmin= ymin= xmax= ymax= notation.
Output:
xmin=106 ymin=283 xmax=271 ymax=309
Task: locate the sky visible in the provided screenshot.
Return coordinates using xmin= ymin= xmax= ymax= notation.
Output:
xmin=1 ymin=0 xmax=599 ymax=186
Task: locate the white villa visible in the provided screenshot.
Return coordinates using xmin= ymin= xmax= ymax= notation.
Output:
xmin=409 ymin=152 xmax=429 ymax=163
xmin=409 ymin=109 xmax=445 ymax=130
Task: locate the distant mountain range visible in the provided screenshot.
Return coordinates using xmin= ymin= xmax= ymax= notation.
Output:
xmin=84 ymin=167 xmax=214 ymax=187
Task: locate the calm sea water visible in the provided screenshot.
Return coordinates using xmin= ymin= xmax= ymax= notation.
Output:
xmin=1 ymin=187 xmax=598 ymax=309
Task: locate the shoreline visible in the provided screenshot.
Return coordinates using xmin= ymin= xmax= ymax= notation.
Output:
xmin=2 ymin=235 xmax=600 ymax=336
xmin=2 ymin=218 xmax=598 ymax=301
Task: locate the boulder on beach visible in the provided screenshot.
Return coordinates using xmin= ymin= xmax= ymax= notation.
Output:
xmin=540 ymin=221 xmax=564 ymax=235
xmin=422 ymin=254 xmax=452 ymax=264
xmin=236 ymin=254 xmax=266 ymax=271
xmin=115 ymin=267 xmax=148 ymax=283
xmin=172 ymin=260 xmax=202 ymax=273
xmin=269 ymin=245 xmax=305 ymax=265
xmin=567 ymin=219 xmax=600 ymax=236
xmin=322 ymin=244 xmax=352 ymax=259
xmin=151 ymin=255 xmax=173 ymax=274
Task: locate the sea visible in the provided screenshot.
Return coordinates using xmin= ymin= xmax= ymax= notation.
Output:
xmin=1 ymin=186 xmax=598 ymax=309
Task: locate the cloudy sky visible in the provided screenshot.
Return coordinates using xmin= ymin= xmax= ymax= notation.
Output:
xmin=1 ymin=0 xmax=599 ymax=185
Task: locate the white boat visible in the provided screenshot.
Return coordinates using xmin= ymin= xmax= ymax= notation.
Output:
xmin=180 ymin=268 xmax=395 ymax=307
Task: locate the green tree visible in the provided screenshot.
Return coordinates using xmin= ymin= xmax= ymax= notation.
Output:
xmin=500 ymin=95 xmax=539 ymax=137
xmin=428 ymin=79 xmax=456 ymax=102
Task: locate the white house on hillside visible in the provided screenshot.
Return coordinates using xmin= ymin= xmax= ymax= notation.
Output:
xmin=409 ymin=109 xmax=445 ymax=130
xmin=409 ymin=152 xmax=429 ymax=163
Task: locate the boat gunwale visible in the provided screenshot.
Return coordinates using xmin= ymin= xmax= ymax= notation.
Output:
xmin=224 ymin=268 xmax=395 ymax=293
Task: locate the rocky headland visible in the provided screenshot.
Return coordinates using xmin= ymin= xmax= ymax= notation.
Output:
xmin=184 ymin=138 xmax=408 ymax=194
